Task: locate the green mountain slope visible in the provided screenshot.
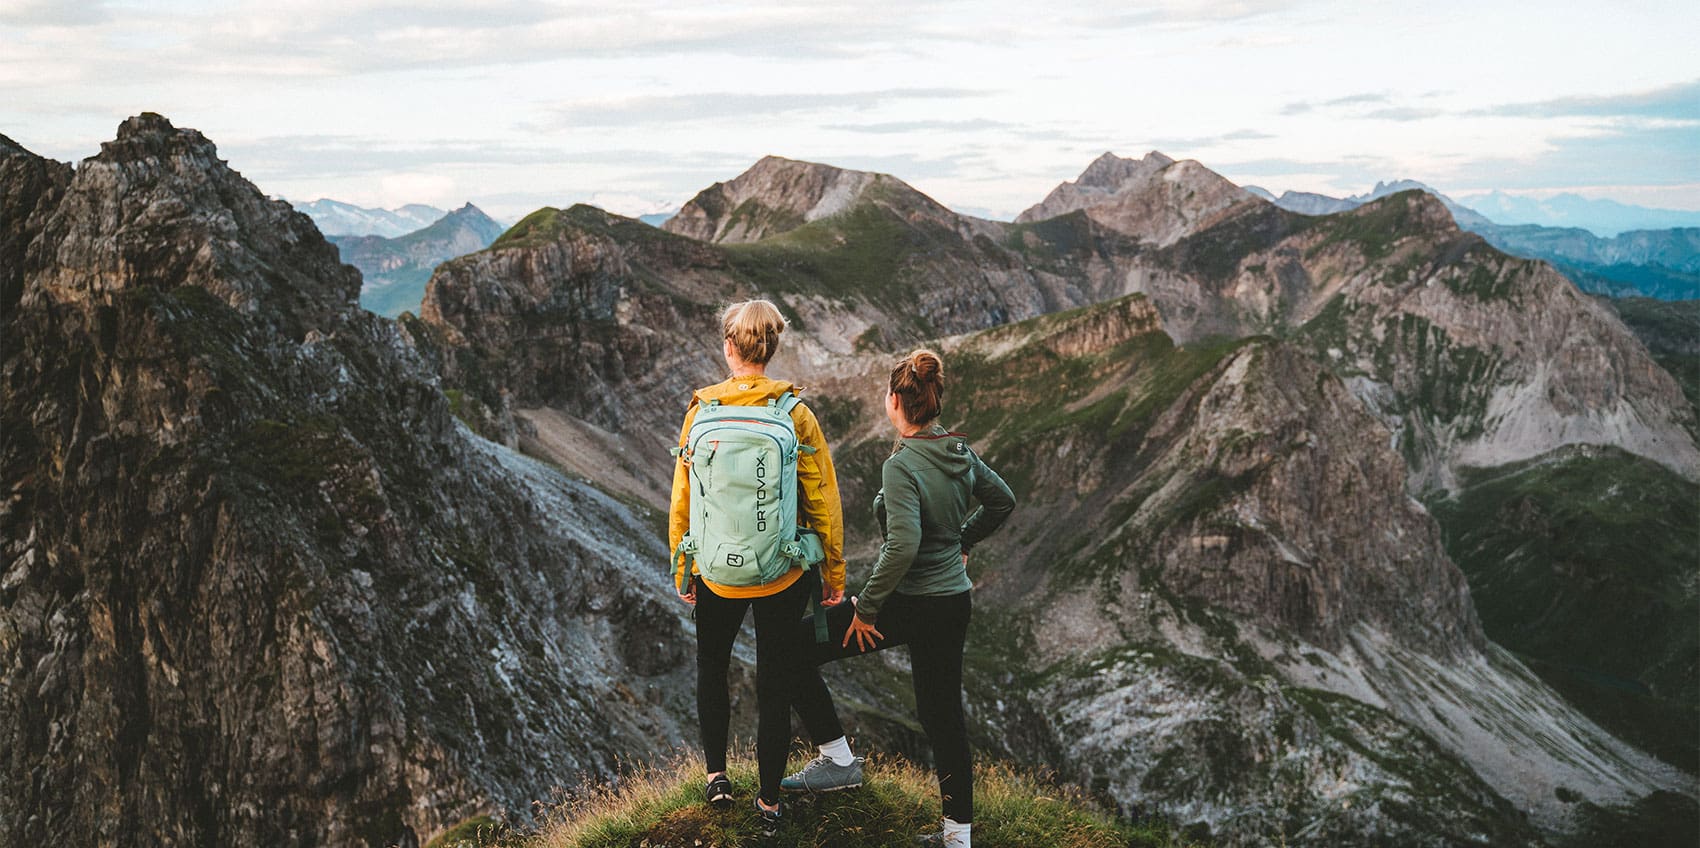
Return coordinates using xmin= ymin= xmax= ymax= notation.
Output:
xmin=1429 ymin=447 xmax=1700 ymax=772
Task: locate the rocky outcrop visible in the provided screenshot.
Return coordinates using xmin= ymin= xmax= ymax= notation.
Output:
xmin=20 ymin=114 xmax=359 ymax=343
xmin=418 ymin=206 xmax=728 ymax=445
xmin=1016 ymin=151 xmax=1259 ymax=246
xmin=1126 ymin=189 xmax=1700 ymax=491
xmin=1 ymin=133 xmax=73 ymax=312
xmin=1 ymin=115 xmax=691 ymax=848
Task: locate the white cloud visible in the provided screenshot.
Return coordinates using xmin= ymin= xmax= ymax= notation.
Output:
xmin=3 ymin=0 xmax=1697 ymax=215
xmin=0 ymin=0 xmax=110 ymax=26
xmin=375 ymin=172 xmax=457 ymax=207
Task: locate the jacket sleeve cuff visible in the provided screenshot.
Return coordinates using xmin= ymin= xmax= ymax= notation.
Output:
xmin=854 ymin=599 xmax=880 ymax=625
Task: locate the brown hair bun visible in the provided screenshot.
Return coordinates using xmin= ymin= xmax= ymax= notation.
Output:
xmin=889 ymin=348 xmax=944 ymax=425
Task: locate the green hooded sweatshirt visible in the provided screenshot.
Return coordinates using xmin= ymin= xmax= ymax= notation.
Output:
xmin=857 ymin=423 xmax=1016 ymax=624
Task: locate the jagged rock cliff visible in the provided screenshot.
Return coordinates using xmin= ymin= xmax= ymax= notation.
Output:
xmin=1 ymin=132 xmax=72 ymax=311
xmin=1121 ymin=189 xmax=1700 ymax=492
xmin=1 ymin=115 xmax=691 ymax=848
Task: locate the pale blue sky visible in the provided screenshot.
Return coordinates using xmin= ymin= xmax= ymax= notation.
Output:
xmin=2 ymin=0 xmax=1696 ymax=220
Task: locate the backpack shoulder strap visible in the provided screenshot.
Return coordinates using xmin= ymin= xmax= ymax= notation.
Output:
xmin=773 ymin=391 xmax=816 ymax=453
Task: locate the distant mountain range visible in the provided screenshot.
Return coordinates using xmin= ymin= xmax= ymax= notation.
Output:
xmin=327 ymin=203 xmax=505 ymax=317
xmin=1458 ymin=191 xmax=1700 ymax=237
xmin=1247 ymin=182 xmax=1700 ymax=300
xmin=290 ymin=198 xmax=449 ymax=237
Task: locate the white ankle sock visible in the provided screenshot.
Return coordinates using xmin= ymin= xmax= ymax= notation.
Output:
xmin=941 ymin=817 xmax=971 ymax=847
xmin=818 ymin=735 xmax=855 ymax=766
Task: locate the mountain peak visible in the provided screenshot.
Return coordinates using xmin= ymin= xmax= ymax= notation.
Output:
xmin=1073 ymin=150 xmax=1175 ymax=192
xmin=100 ymin=112 xmax=220 ymax=166
xmin=1016 ymin=151 xmax=1253 ymax=244
xmin=23 ymin=113 xmax=358 ymax=339
xmin=663 ymin=155 xmax=910 ymax=244
xmin=115 ymin=111 xmax=177 ymax=138
xmin=443 ymin=202 xmax=490 ymax=220
xmin=1360 ymin=179 xmax=1439 ymax=202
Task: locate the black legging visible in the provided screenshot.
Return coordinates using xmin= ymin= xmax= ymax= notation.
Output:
xmin=789 ymin=591 xmax=974 ymax=823
xmin=694 ymin=575 xmax=810 ymax=802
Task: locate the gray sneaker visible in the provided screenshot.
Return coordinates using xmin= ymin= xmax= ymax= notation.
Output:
xmin=779 ymin=754 xmax=864 ymax=793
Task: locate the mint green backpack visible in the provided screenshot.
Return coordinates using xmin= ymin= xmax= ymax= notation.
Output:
xmin=671 ymin=392 xmax=826 ymax=595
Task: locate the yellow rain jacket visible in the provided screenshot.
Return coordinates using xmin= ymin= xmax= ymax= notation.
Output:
xmin=669 ymin=375 xmax=846 ymax=598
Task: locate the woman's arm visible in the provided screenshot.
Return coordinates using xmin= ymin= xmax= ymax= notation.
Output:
xmin=668 ymin=403 xmax=699 ymax=599
xmin=854 ymin=459 xmax=921 ymax=625
xmin=792 ymin=402 xmax=846 ymax=594
xmin=960 ymin=451 xmax=1015 ymax=553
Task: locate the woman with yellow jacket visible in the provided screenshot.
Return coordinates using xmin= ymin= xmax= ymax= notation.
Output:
xmin=668 ymin=299 xmax=845 ymax=835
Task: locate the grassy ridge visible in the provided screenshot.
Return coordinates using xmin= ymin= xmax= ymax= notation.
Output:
xmin=439 ymin=752 xmax=1206 ymax=848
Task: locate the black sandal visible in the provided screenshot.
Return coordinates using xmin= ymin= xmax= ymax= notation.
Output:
xmin=704 ymin=773 xmax=733 ymax=808
xmin=755 ymin=797 xmax=783 ymax=837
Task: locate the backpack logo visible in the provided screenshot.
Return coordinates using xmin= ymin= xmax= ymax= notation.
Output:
xmin=726 ymin=553 xmax=744 ymax=567
xmin=755 ymin=454 xmax=769 ymax=532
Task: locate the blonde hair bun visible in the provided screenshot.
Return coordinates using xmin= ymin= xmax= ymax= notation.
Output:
xmin=721 ymin=299 xmax=788 ymax=365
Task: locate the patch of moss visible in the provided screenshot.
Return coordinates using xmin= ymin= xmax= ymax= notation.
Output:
xmin=1441 ymin=262 xmax=1518 ymax=302
xmin=721 ymin=201 xmax=924 ymax=309
xmin=425 ymin=815 xmax=503 ymax=848
xmin=724 ymin=198 xmax=805 ymax=237
xmin=489 ymin=205 xmax=693 ymax=252
xmin=1164 ymin=205 xmax=1314 ymax=282
xmin=1303 ymin=191 xmax=1422 ymax=262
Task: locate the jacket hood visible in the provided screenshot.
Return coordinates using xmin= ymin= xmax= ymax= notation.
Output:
xmin=897 ymin=423 xmax=973 ymax=478
xmin=692 ymin=375 xmax=799 ymax=406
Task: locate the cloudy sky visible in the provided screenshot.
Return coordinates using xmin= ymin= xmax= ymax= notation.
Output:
xmin=2 ymin=0 xmax=1696 ymax=220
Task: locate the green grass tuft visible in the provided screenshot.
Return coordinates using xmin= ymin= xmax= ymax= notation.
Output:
xmin=518 ymin=751 xmax=1205 ymax=848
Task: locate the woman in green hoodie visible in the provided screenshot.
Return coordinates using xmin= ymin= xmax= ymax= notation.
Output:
xmin=781 ymin=349 xmax=1015 ymax=848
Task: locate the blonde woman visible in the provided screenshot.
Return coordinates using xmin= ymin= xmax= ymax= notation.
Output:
xmin=783 ymin=349 xmax=1015 ymax=848
xmin=668 ymin=299 xmax=846 ymax=836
